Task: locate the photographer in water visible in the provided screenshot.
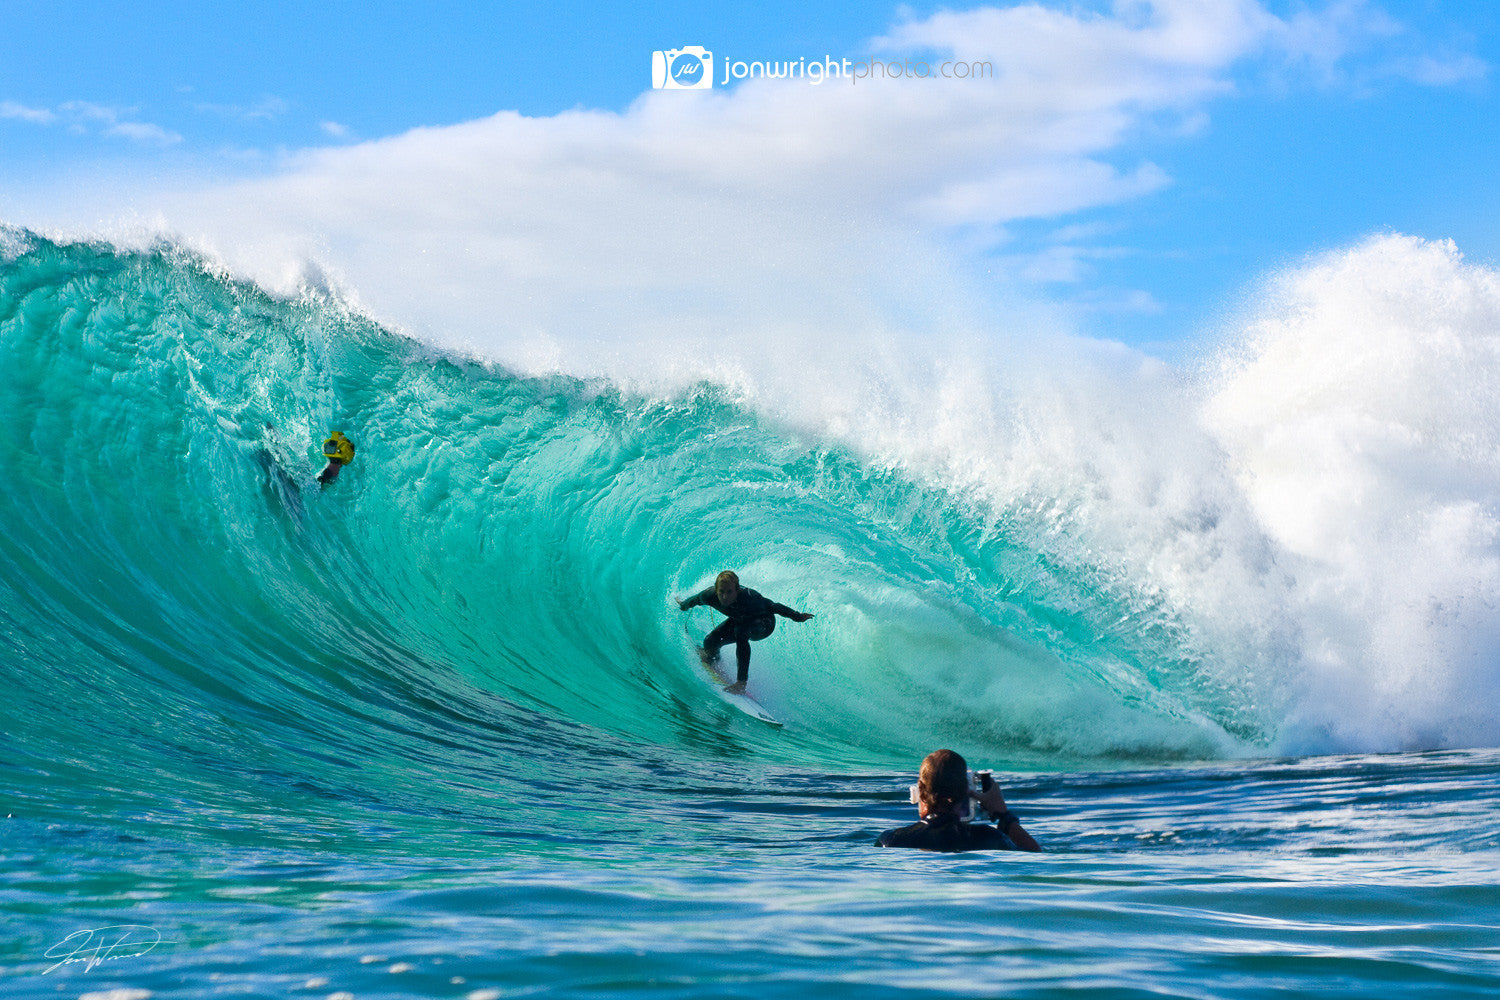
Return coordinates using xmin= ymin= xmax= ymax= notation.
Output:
xmin=876 ymin=748 xmax=1041 ymax=852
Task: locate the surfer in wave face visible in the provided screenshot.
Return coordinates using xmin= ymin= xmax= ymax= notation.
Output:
xmin=677 ymin=570 xmax=813 ymax=693
xmin=317 ymin=431 xmax=356 ymax=485
xmin=876 ymin=749 xmax=1041 ymax=853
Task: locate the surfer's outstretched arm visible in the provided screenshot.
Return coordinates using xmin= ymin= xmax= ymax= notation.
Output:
xmin=771 ymin=602 xmax=814 ymax=623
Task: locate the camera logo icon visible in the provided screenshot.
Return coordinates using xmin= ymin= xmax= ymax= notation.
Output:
xmin=652 ymin=47 xmax=714 ymax=89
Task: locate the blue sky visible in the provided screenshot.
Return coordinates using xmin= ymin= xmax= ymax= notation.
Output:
xmin=1 ymin=0 xmax=1497 ymax=355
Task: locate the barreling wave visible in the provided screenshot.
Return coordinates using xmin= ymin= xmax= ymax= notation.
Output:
xmin=4 ymin=229 xmax=1499 ymax=804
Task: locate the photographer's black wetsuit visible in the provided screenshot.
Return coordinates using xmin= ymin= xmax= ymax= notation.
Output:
xmin=681 ymin=585 xmax=801 ymax=685
xmin=875 ymin=813 xmax=1023 ymax=852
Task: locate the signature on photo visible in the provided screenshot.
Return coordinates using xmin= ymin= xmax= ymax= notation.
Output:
xmin=44 ymin=924 xmax=165 ymax=974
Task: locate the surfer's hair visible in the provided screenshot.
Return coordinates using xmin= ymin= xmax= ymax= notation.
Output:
xmin=918 ymin=749 xmax=968 ymax=819
xmin=714 ymin=570 xmax=739 ymax=600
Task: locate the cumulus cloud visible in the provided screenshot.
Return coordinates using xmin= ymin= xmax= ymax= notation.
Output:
xmin=14 ymin=0 xmax=1479 ymax=373
xmin=120 ymin=3 xmax=1270 ymax=360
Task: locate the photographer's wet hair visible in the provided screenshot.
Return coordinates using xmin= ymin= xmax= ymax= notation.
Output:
xmin=918 ymin=748 xmax=968 ymax=818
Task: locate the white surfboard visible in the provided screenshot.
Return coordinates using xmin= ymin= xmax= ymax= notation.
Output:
xmin=695 ymin=648 xmax=782 ymax=727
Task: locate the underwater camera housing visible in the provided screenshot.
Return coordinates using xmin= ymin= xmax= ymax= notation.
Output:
xmin=909 ymin=769 xmax=995 ymax=823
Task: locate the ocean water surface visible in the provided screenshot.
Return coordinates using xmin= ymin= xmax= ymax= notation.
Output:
xmin=3 ymin=232 xmax=1500 ymax=998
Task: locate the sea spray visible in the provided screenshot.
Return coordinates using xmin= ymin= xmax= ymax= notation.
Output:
xmin=1206 ymin=233 xmax=1500 ymax=752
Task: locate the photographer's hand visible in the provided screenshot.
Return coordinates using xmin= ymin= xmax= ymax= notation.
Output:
xmin=975 ymin=783 xmax=1041 ymax=852
xmin=975 ymin=784 xmax=1008 ymax=817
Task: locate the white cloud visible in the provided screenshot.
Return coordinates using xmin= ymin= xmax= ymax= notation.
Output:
xmin=1272 ymin=0 xmax=1400 ymax=76
xmin=919 ymin=160 xmax=1171 ymax=225
xmin=193 ymin=96 xmax=290 ymax=122
xmin=1268 ymin=0 xmax=1488 ymax=90
xmin=46 ymin=101 xmax=182 ymax=144
xmin=1003 ymin=241 xmax=1132 ymax=285
xmin=59 ymin=100 xmax=127 ymax=123
xmin=1388 ymin=53 xmax=1487 ymax=87
xmin=105 ymin=121 xmax=182 ymax=145
xmin=16 ymin=1 xmax=1478 ymax=375
xmin=124 ymin=2 xmax=1292 ymax=363
xmin=876 ymin=0 xmax=1277 ymax=94
xmin=0 ymin=101 xmax=54 ymax=124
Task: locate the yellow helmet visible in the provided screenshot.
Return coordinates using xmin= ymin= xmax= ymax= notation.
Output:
xmin=322 ymin=431 xmax=355 ymax=464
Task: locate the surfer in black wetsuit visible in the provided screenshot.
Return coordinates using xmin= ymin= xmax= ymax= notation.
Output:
xmin=876 ymin=748 xmax=1041 ymax=853
xmin=677 ymin=570 xmax=814 ymax=693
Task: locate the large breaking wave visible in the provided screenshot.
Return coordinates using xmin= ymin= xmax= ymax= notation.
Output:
xmin=3 ymin=229 xmax=1499 ymax=799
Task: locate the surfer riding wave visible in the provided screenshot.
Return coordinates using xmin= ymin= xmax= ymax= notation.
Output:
xmin=677 ymin=570 xmax=813 ymax=693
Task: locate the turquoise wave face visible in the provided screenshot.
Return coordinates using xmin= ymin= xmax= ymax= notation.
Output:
xmin=0 ymin=232 xmax=1266 ymax=820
